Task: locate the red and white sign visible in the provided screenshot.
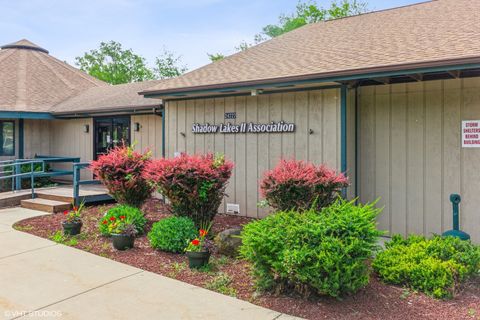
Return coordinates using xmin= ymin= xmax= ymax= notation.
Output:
xmin=462 ymin=120 xmax=480 ymax=148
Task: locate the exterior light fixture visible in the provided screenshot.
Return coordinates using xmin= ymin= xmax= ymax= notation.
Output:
xmin=134 ymin=122 xmax=141 ymax=132
xmin=83 ymin=124 xmax=89 ymax=133
xmin=251 ymin=89 xmax=264 ymax=96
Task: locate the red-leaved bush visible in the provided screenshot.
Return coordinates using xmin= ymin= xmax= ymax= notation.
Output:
xmin=144 ymin=153 xmax=233 ymax=226
xmin=90 ymin=145 xmax=154 ymax=208
xmin=260 ymin=159 xmax=349 ymax=212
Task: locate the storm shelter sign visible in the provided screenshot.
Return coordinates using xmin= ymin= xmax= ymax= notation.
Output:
xmin=462 ymin=120 xmax=480 ymax=148
xmin=191 ymin=121 xmax=296 ymax=134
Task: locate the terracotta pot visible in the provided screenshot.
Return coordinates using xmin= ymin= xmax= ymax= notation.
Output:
xmin=111 ymin=233 xmax=135 ymax=250
xmin=186 ymin=251 xmax=210 ymax=269
xmin=62 ymin=221 xmax=82 ymax=236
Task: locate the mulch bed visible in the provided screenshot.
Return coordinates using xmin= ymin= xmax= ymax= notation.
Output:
xmin=13 ymin=199 xmax=480 ymax=320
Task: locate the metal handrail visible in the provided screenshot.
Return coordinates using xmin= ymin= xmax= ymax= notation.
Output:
xmin=0 ymin=160 xmax=46 ymax=198
xmin=73 ymin=162 xmax=100 ymax=206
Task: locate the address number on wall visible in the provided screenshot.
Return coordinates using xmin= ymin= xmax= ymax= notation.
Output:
xmin=224 ymin=112 xmax=236 ymax=119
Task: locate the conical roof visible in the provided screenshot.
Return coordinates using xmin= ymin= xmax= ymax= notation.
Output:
xmin=0 ymin=39 xmax=107 ymax=112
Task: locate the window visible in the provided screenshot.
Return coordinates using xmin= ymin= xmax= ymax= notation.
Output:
xmin=0 ymin=121 xmax=15 ymax=156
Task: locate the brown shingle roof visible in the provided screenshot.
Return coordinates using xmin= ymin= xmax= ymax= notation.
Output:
xmin=0 ymin=39 xmax=107 ymax=112
xmin=141 ymin=0 xmax=480 ymax=96
xmin=52 ymin=80 xmax=164 ymax=114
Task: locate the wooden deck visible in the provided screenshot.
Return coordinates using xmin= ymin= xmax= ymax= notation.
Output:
xmin=0 ymin=184 xmax=112 ymax=208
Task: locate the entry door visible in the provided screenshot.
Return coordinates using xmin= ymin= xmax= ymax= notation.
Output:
xmin=94 ymin=117 xmax=130 ymax=159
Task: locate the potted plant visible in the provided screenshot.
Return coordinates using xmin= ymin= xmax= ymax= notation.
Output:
xmin=62 ymin=202 xmax=84 ymax=236
xmin=108 ymin=215 xmax=138 ymax=250
xmin=185 ymin=224 xmax=212 ymax=269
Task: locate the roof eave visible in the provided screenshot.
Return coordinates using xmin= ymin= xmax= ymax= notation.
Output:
xmin=140 ymin=56 xmax=480 ymax=98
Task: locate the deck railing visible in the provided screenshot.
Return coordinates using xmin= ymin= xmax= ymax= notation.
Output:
xmin=0 ymin=159 xmax=46 ymax=199
xmin=73 ymin=162 xmax=102 ymax=206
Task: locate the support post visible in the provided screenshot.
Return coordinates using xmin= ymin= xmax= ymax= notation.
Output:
xmin=73 ymin=164 xmax=80 ymax=207
xmin=340 ymin=85 xmax=348 ymax=197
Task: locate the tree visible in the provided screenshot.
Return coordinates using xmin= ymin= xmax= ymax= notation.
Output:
xmin=208 ymin=0 xmax=368 ymax=62
xmin=75 ymin=41 xmax=154 ymax=84
xmin=153 ymin=49 xmax=188 ymax=79
xmin=262 ymin=0 xmax=368 ymax=38
xmin=207 ymin=53 xmax=226 ymax=62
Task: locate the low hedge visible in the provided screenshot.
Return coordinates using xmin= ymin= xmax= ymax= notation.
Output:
xmin=148 ymin=217 xmax=197 ymax=253
xmin=373 ymin=235 xmax=480 ymax=299
xmin=99 ymin=205 xmax=147 ymax=236
xmin=240 ymin=199 xmax=382 ymax=298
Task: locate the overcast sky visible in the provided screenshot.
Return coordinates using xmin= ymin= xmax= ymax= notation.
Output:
xmin=0 ymin=0 xmax=426 ymax=71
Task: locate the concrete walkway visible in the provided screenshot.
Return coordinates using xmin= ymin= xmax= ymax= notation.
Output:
xmin=0 ymin=207 xmax=299 ymax=320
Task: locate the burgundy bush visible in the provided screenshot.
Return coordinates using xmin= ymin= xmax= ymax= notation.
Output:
xmin=260 ymin=159 xmax=349 ymax=212
xmin=144 ymin=153 xmax=233 ymax=226
xmin=90 ymin=145 xmax=154 ymax=208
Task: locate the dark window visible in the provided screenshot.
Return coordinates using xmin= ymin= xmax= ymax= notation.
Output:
xmin=0 ymin=121 xmax=15 ymax=156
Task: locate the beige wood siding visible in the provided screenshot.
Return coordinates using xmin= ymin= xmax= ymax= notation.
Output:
xmin=358 ymin=78 xmax=480 ymax=243
xmin=24 ymin=119 xmax=51 ymax=158
xmin=165 ymin=89 xmax=353 ymax=218
xmin=49 ymin=118 xmax=93 ymax=180
xmin=131 ymin=114 xmax=163 ymax=158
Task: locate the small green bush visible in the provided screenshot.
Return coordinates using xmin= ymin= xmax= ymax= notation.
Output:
xmin=98 ymin=205 xmax=147 ymax=236
xmin=240 ymin=199 xmax=382 ymax=298
xmin=148 ymin=217 xmax=197 ymax=253
xmin=373 ymin=235 xmax=480 ymax=299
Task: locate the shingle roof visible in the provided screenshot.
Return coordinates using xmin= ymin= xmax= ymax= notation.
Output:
xmin=52 ymin=80 xmax=164 ymax=114
xmin=141 ymin=0 xmax=480 ymax=96
xmin=0 ymin=39 xmax=107 ymax=112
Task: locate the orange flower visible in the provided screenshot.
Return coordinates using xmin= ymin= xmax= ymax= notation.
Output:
xmin=102 ymin=219 xmax=108 ymax=225
xmin=199 ymin=229 xmax=207 ymax=237
xmin=191 ymin=239 xmax=200 ymax=246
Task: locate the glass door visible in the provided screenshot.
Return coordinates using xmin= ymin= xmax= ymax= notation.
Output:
xmin=94 ymin=116 xmax=131 ymax=159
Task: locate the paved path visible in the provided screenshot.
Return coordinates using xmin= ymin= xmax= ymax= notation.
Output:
xmin=0 ymin=207 xmax=299 ymax=320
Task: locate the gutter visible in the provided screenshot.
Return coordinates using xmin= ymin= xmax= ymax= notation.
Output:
xmin=140 ymin=56 xmax=480 ymax=97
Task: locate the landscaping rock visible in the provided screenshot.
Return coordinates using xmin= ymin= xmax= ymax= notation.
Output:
xmin=214 ymin=228 xmax=242 ymax=257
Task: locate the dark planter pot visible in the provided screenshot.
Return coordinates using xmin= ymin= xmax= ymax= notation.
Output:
xmin=62 ymin=221 xmax=82 ymax=236
xmin=186 ymin=251 xmax=210 ymax=269
xmin=111 ymin=234 xmax=135 ymax=250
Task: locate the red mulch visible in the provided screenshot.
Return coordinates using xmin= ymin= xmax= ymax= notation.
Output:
xmin=14 ymin=199 xmax=480 ymax=320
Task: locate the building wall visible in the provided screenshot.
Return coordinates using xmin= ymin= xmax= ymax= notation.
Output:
xmin=49 ymin=118 xmax=93 ymax=180
xmin=24 ymin=119 xmax=51 ymax=158
xmin=358 ymin=77 xmax=480 ymax=243
xmin=131 ymin=114 xmax=163 ymax=158
xmin=165 ymin=88 xmax=355 ymax=218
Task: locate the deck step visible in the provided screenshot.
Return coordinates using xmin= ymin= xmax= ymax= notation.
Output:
xmin=21 ymin=198 xmax=71 ymax=213
xmin=36 ymin=191 xmax=74 ymax=203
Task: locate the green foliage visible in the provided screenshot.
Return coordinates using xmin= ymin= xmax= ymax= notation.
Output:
xmin=205 ymin=272 xmax=237 ymax=297
xmin=148 ymin=217 xmax=197 ymax=253
xmin=240 ymin=199 xmax=382 ymax=298
xmin=98 ymin=205 xmax=147 ymax=236
xmin=75 ymin=41 xmax=154 ymax=84
xmin=207 ymin=53 xmax=226 ymax=62
xmin=49 ymin=230 xmax=79 ymax=246
xmin=75 ymin=41 xmax=187 ymax=84
xmin=153 ymin=49 xmax=188 ymax=79
xmin=262 ymin=0 xmax=368 ymax=38
xmin=373 ymin=235 xmax=480 ymax=299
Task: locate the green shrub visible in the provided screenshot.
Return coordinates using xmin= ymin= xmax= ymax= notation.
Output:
xmin=240 ymin=199 xmax=382 ymax=298
xmin=373 ymin=235 xmax=480 ymax=299
xmin=99 ymin=205 xmax=147 ymax=236
xmin=148 ymin=217 xmax=197 ymax=253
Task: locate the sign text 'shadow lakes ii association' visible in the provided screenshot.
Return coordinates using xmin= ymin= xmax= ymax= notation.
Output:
xmin=191 ymin=121 xmax=296 ymax=134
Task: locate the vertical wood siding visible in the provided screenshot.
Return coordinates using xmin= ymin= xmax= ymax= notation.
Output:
xmin=358 ymin=78 xmax=480 ymax=243
xmin=165 ymin=89 xmax=353 ymax=218
xmin=131 ymin=114 xmax=163 ymax=158
xmin=24 ymin=119 xmax=51 ymax=158
xmin=49 ymin=118 xmax=93 ymax=180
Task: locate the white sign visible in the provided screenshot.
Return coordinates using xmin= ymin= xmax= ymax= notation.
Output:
xmin=462 ymin=120 xmax=480 ymax=148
